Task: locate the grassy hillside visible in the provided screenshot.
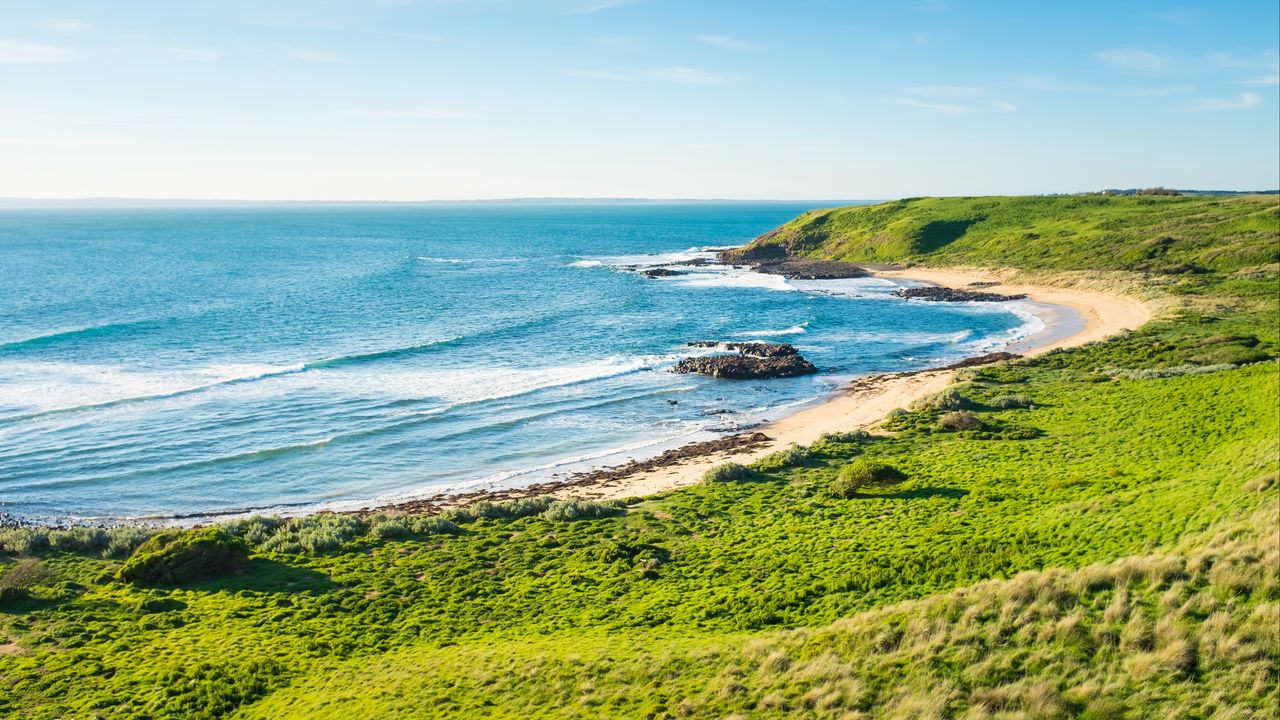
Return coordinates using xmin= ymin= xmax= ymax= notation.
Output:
xmin=723 ymin=195 xmax=1279 ymax=272
xmin=1 ymin=196 xmax=1277 ymax=719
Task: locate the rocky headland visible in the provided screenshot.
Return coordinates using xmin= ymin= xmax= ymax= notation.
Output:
xmin=893 ymin=286 xmax=1027 ymax=302
xmin=675 ymin=342 xmax=818 ymax=379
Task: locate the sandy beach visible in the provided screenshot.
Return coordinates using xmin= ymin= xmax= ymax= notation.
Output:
xmin=555 ymin=268 xmax=1152 ymax=502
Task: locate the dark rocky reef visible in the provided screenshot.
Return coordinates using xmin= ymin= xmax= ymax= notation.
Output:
xmin=641 ymin=268 xmax=685 ymax=278
xmin=894 ymin=287 xmax=1026 ymax=302
xmin=686 ymin=341 xmax=800 ymax=358
xmin=675 ymin=342 xmax=817 ymax=379
xmin=752 ymin=259 xmax=869 ymax=279
xmin=937 ymin=351 xmax=1023 ymax=370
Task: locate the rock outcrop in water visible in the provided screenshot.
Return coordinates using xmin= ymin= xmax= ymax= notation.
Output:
xmin=675 ymin=342 xmax=818 ymax=379
xmin=752 ymin=259 xmax=869 ymax=279
xmin=641 ymin=268 xmax=684 ymax=278
xmin=894 ymin=287 xmax=1026 ymax=302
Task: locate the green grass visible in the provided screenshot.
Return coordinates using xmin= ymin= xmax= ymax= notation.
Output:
xmin=725 ymin=194 xmax=1279 ymax=272
xmin=0 ymin=196 xmax=1277 ymax=718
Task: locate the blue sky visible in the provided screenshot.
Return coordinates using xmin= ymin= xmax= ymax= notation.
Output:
xmin=1 ymin=0 xmax=1277 ymax=200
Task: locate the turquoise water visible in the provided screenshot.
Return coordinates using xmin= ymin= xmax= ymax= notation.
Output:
xmin=0 ymin=204 xmax=1037 ymax=521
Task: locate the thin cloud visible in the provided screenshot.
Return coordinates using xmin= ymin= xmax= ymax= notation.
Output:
xmin=347 ymin=107 xmax=489 ymax=120
xmin=1185 ymin=93 xmax=1262 ymax=111
xmin=1212 ymin=50 xmax=1280 ymax=86
xmin=1096 ymin=48 xmax=1172 ymax=73
xmin=589 ymin=35 xmax=643 ymax=49
xmin=38 ymin=18 xmax=92 ymax=34
xmin=896 ymin=97 xmax=1016 ymax=114
xmin=285 ymin=47 xmax=345 ymax=63
xmin=1014 ymin=74 xmax=1195 ymax=97
xmin=905 ymin=85 xmax=985 ymax=98
xmin=580 ymin=0 xmax=642 ymax=12
xmin=641 ymin=67 xmax=730 ymax=85
xmin=112 ymin=38 xmax=223 ymax=62
xmin=897 ymin=85 xmax=1015 ymax=113
xmin=0 ymin=39 xmax=76 ymax=63
xmin=1239 ymin=74 xmax=1280 ymax=86
xmin=575 ymin=66 xmax=732 ymax=85
xmin=695 ymin=34 xmax=757 ymax=51
xmin=1134 ymin=84 xmax=1195 ymax=96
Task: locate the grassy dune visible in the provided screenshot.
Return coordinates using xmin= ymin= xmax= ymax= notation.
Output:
xmin=723 ymin=195 xmax=1278 ymax=272
xmin=1 ymin=195 xmax=1277 ymax=719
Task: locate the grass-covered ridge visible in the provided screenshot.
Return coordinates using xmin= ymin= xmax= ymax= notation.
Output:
xmin=723 ymin=194 xmax=1278 ymax=272
xmin=1 ymin=196 xmax=1276 ymax=719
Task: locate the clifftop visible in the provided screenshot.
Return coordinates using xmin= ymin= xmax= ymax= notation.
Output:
xmin=721 ymin=194 xmax=1279 ymax=273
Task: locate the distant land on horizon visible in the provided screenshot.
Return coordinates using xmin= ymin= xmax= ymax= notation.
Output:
xmin=0 ymin=190 xmax=1275 ymax=209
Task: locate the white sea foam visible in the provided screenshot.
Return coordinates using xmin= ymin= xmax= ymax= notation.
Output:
xmin=0 ymin=360 xmax=305 ymax=416
xmin=670 ymin=269 xmax=793 ymax=292
xmin=790 ymin=276 xmax=905 ymax=299
xmin=415 ymin=256 xmax=525 ymax=264
xmin=735 ymin=324 xmax=807 ymax=337
xmin=569 ymin=259 xmax=604 ymax=268
xmin=299 ymin=354 xmax=678 ymax=407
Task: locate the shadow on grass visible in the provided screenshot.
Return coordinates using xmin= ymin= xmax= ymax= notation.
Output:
xmin=880 ymin=487 xmax=970 ymax=500
xmin=178 ymin=558 xmax=336 ymax=595
xmin=912 ymin=218 xmax=982 ymax=253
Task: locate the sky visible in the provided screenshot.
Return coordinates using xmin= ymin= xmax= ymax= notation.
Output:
xmin=1 ymin=0 xmax=1278 ymax=200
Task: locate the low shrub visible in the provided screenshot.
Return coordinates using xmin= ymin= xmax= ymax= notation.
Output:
xmin=702 ymin=463 xmax=754 ymax=484
xmin=540 ymin=499 xmax=625 ymax=522
xmin=0 ymin=559 xmax=55 ymax=604
xmin=224 ymin=516 xmax=285 ymax=546
xmin=406 ymin=516 xmax=461 ymax=535
xmin=909 ymin=387 xmax=970 ymax=411
xmin=988 ymin=394 xmax=1033 ymax=409
xmin=440 ymin=496 xmax=556 ymax=525
xmin=1108 ymin=363 xmax=1241 ymax=380
xmin=118 ymin=527 xmax=248 ymax=586
xmin=370 ymin=519 xmax=411 ymax=539
xmin=830 ymin=459 xmax=907 ymax=498
xmin=817 ymin=429 xmax=871 ymax=444
xmin=751 ymin=444 xmax=811 ymax=472
xmin=0 ymin=528 xmax=50 ymax=556
xmin=0 ymin=526 xmax=156 ymax=559
xmin=937 ymin=411 xmax=983 ymax=431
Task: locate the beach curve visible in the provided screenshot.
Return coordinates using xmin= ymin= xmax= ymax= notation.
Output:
xmin=546 ymin=267 xmax=1153 ymax=503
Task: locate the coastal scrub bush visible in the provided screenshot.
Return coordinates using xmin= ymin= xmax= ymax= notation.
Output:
xmin=0 ymin=559 xmax=55 ymax=604
xmin=937 ymin=411 xmax=983 ymax=431
xmin=259 ymin=514 xmax=368 ymax=555
xmin=817 ymin=429 xmax=871 ymax=444
xmin=406 ymin=515 xmax=461 ymax=535
xmin=102 ymin=526 xmax=157 ymax=559
xmin=702 ymin=462 xmax=754 ymax=484
xmin=370 ymin=519 xmax=411 ymax=539
xmin=830 ymin=459 xmax=907 ymax=497
xmin=0 ymin=526 xmax=156 ymax=558
xmin=540 ymin=499 xmax=625 ymax=522
xmin=909 ymin=387 xmax=970 ymax=411
xmin=438 ymin=496 xmax=557 ymax=526
xmin=1107 ymin=363 xmax=1241 ymax=380
xmin=118 ymin=527 xmax=248 ymax=586
xmin=0 ymin=528 xmax=51 ymax=556
xmin=224 ymin=516 xmax=285 ymax=546
xmin=988 ymin=394 xmax=1033 ymax=409
xmin=751 ymin=444 xmax=811 ymax=472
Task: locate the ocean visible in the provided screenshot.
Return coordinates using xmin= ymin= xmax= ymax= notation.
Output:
xmin=0 ymin=203 xmax=1039 ymax=521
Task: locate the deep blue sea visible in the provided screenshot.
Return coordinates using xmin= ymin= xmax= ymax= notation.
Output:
xmin=0 ymin=203 xmax=1040 ymax=521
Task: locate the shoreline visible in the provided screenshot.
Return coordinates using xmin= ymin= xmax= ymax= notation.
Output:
xmin=368 ymin=266 xmax=1152 ymax=514
xmin=5 ymin=266 xmax=1152 ymax=527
